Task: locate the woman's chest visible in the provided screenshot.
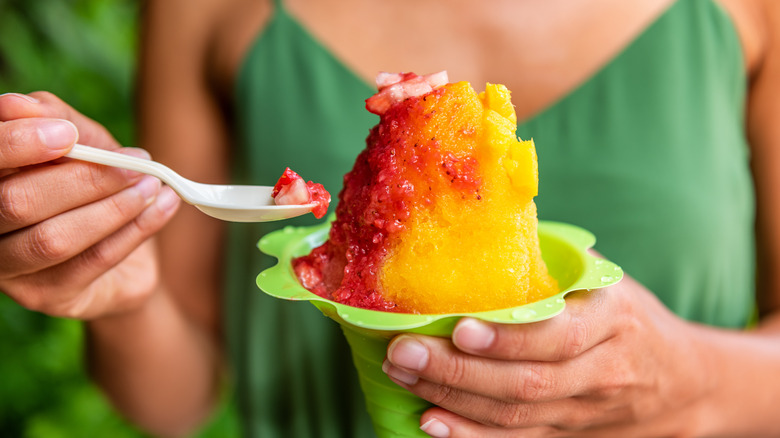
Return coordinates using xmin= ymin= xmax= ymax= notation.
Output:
xmin=210 ymin=0 xmax=756 ymax=121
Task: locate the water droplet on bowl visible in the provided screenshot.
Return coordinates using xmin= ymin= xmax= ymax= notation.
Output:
xmin=556 ymin=298 xmax=565 ymax=304
xmin=511 ymin=308 xmax=537 ymax=320
xmin=601 ymin=276 xmax=614 ymax=283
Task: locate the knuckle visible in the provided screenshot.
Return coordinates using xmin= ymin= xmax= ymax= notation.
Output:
xmin=27 ymin=221 xmax=72 ymax=262
xmin=128 ymin=212 xmax=163 ymax=243
xmin=73 ymin=162 xmax=110 ymax=196
xmin=80 ymin=240 xmax=117 ymax=273
xmin=426 ymin=383 xmax=457 ymax=406
xmin=0 ymin=180 xmax=33 ymax=226
xmin=559 ymin=316 xmax=589 ymax=359
xmin=619 ymin=310 xmax=644 ymax=336
xmin=495 ymin=326 xmax=531 ymax=358
xmin=79 ymin=225 xmax=157 ymax=293
xmin=6 ymin=122 xmax=36 ymax=146
xmin=511 ymin=363 xmax=552 ymax=402
xmin=106 ymin=190 xmax=137 ymax=219
xmin=488 ymin=402 xmax=529 ymax=428
xmin=595 ymin=361 xmax=635 ymax=398
xmin=439 ymin=355 xmax=468 ymax=387
xmin=0 ymin=121 xmax=38 ymax=159
xmin=509 ymin=330 xmax=531 ymax=355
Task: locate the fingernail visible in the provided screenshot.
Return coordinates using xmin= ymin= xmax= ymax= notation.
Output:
xmin=420 ymin=418 xmax=450 ymax=437
xmin=382 ymin=360 xmax=419 ymax=386
xmin=134 ymin=176 xmax=161 ymax=203
xmin=0 ymin=92 xmax=40 ymax=104
xmin=37 ymin=120 xmax=78 ymax=150
xmin=453 ymin=318 xmax=496 ymax=351
xmin=388 ymin=335 xmax=428 ymax=371
xmin=155 ymin=186 xmax=180 ymax=212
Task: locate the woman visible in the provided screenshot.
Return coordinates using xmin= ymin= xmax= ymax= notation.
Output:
xmin=1 ymin=0 xmax=778 ymax=436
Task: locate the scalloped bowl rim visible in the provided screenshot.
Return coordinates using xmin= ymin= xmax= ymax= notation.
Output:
xmin=256 ymin=219 xmax=623 ymax=333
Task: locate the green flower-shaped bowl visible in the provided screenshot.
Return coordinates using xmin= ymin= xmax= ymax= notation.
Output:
xmin=257 ymin=220 xmax=622 ymax=437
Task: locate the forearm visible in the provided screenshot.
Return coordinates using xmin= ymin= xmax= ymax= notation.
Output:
xmin=693 ymin=315 xmax=780 ymax=437
xmin=85 ymin=287 xmax=222 ymax=438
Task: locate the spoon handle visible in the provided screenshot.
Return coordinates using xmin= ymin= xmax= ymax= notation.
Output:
xmin=65 ymin=144 xmax=192 ymax=199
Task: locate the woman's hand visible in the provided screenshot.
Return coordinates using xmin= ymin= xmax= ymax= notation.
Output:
xmin=0 ymin=92 xmax=180 ymax=320
xmin=382 ymin=275 xmax=715 ymax=437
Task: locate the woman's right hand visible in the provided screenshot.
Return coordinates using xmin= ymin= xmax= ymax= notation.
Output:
xmin=0 ymin=92 xmax=181 ymax=320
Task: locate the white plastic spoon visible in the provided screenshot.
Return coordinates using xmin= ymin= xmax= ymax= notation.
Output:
xmin=65 ymin=144 xmax=317 ymax=222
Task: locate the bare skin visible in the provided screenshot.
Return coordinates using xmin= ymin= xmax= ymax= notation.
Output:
xmin=0 ymin=0 xmax=778 ymax=436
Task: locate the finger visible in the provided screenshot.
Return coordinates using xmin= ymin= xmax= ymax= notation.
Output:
xmin=5 ymin=186 xmax=180 ymax=319
xmin=452 ymin=289 xmax=613 ymax=361
xmin=0 ymin=92 xmax=42 ymax=120
xmin=419 ymin=406 xmax=644 ymax=438
xmin=0 ymin=175 xmax=162 ymax=278
xmin=27 ymin=91 xmax=120 ymax=149
xmin=420 ymin=407 xmax=551 ymax=438
xmin=0 ymin=147 xmax=150 ymax=234
xmin=384 ymin=335 xmax=594 ymax=403
xmin=388 ymin=366 xmax=616 ymax=430
xmin=0 ymin=117 xmax=78 ymax=168
xmin=387 ymin=371 xmax=600 ymax=432
xmin=0 ymin=91 xmax=119 ymax=150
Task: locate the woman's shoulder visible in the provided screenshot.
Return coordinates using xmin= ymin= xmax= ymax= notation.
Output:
xmin=715 ymin=0 xmax=773 ymax=75
xmin=207 ymin=0 xmax=276 ymax=97
xmin=142 ymin=0 xmax=275 ymax=99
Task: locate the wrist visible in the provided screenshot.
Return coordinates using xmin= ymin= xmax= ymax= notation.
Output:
xmin=83 ymin=286 xmax=222 ymax=437
xmin=687 ymin=324 xmax=780 ymax=437
xmin=85 ymin=287 xmax=171 ymax=343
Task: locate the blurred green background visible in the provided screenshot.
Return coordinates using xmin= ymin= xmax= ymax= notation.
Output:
xmin=0 ymin=0 xmax=238 ymax=436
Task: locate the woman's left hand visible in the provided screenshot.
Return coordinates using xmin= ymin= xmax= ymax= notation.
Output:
xmin=383 ymin=274 xmax=712 ymax=437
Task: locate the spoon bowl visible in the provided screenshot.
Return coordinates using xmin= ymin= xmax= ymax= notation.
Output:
xmin=66 ymin=144 xmax=317 ymax=222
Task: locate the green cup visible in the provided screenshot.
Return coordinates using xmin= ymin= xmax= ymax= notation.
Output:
xmin=257 ymin=220 xmax=622 ymax=437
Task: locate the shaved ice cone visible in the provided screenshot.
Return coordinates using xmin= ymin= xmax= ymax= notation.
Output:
xmin=257 ymin=73 xmax=622 ymax=436
xmin=257 ymin=220 xmax=622 ymax=437
xmin=340 ymin=326 xmax=430 ymax=437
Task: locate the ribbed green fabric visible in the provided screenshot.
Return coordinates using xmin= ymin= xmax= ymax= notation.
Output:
xmin=228 ymin=0 xmax=753 ymax=436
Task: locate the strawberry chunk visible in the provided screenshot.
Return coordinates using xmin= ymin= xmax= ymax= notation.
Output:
xmin=366 ymin=71 xmax=449 ymax=115
xmin=272 ymin=167 xmax=331 ymax=218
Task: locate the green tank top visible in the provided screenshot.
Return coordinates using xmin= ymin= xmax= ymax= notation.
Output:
xmin=227 ymin=0 xmax=753 ymax=436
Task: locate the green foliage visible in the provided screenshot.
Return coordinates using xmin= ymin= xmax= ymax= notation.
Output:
xmin=0 ymin=294 xmax=148 ymax=437
xmin=0 ymin=1 xmax=240 ymax=436
xmin=0 ymin=0 xmax=137 ymax=145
